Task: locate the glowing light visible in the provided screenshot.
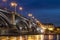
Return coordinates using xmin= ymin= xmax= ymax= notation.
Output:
xmin=57 ymin=28 xmax=60 ymax=31
xmin=28 ymin=13 xmax=32 ymax=17
xmin=49 ymin=35 xmax=53 ymax=40
xmin=20 ymin=36 xmax=22 ymax=40
xmin=37 ymin=27 xmax=40 ymax=31
xmin=11 ymin=2 xmax=17 ymax=7
xmin=28 ymin=36 xmax=33 ymax=40
xmin=40 ymin=35 xmax=44 ymax=40
xmin=9 ymin=37 xmax=16 ymax=40
xmin=41 ymin=29 xmax=44 ymax=33
xmin=48 ymin=28 xmax=54 ymax=31
xmin=0 ymin=36 xmax=8 ymax=40
xmin=20 ymin=27 xmax=22 ymax=30
xmin=19 ymin=7 xmax=23 ymax=10
xmin=36 ymin=35 xmax=40 ymax=40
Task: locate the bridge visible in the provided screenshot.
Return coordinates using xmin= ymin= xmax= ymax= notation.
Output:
xmin=0 ymin=9 xmax=44 ymax=36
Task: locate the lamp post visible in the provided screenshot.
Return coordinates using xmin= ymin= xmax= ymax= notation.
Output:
xmin=11 ymin=2 xmax=17 ymax=29
xmin=19 ymin=7 xmax=23 ymax=14
xmin=28 ymin=13 xmax=33 ymax=22
xmin=28 ymin=13 xmax=33 ymax=29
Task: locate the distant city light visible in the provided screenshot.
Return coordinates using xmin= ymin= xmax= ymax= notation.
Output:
xmin=48 ymin=28 xmax=54 ymax=31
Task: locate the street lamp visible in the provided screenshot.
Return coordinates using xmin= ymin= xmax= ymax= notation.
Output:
xmin=28 ymin=13 xmax=33 ymax=21
xmin=28 ymin=13 xmax=32 ymax=17
xmin=11 ymin=2 xmax=17 ymax=7
xmin=28 ymin=13 xmax=33 ymax=29
xmin=10 ymin=2 xmax=17 ymax=29
xmin=19 ymin=7 xmax=23 ymax=14
xmin=11 ymin=2 xmax=17 ymax=12
xmin=19 ymin=7 xmax=23 ymax=11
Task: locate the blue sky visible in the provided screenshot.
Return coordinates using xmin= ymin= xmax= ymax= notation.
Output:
xmin=0 ymin=0 xmax=60 ymax=26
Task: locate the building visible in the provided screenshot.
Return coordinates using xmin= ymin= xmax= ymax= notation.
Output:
xmin=54 ymin=27 xmax=60 ymax=34
xmin=43 ymin=23 xmax=54 ymax=34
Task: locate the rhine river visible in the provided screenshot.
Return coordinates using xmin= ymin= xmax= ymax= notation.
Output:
xmin=0 ymin=34 xmax=60 ymax=40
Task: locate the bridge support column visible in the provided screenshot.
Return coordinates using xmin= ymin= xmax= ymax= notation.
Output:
xmin=57 ymin=34 xmax=59 ymax=40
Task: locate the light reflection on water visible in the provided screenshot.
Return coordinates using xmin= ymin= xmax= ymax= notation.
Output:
xmin=0 ymin=35 xmax=60 ymax=40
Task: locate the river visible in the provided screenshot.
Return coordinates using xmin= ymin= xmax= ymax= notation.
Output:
xmin=0 ymin=34 xmax=60 ymax=40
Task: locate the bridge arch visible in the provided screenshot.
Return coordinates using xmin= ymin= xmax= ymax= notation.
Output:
xmin=0 ymin=12 xmax=11 ymax=27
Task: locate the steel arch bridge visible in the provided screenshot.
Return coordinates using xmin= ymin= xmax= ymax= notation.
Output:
xmin=0 ymin=9 xmax=42 ymax=36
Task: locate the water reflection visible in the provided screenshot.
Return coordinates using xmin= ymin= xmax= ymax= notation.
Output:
xmin=0 ymin=35 xmax=60 ymax=40
xmin=49 ymin=35 xmax=53 ymax=40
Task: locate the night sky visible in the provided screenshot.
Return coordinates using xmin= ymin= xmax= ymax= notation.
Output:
xmin=0 ymin=0 xmax=60 ymax=27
